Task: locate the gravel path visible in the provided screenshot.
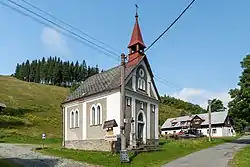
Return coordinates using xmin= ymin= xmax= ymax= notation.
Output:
xmin=162 ymin=135 xmax=250 ymax=167
xmin=0 ymin=143 xmax=97 ymax=167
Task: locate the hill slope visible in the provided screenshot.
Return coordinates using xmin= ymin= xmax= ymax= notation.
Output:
xmin=0 ymin=76 xmax=204 ymax=141
xmin=0 ymin=76 xmax=69 ymax=139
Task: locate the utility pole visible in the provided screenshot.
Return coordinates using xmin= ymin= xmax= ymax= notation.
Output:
xmin=120 ymin=53 xmax=129 ymax=163
xmin=208 ymin=99 xmax=212 ymax=142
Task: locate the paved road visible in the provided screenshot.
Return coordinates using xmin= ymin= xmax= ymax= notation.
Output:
xmin=0 ymin=143 xmax=97 ymax=167
xmin=162 ymin=135 xmax=250 ymax=167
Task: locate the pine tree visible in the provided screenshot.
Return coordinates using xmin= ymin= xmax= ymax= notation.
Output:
xmin=13 ymin=57 xmax=98 ymax=87
xmin=35 ymin=60 xmax=41 ymax=83
xmin=30 ymin=60 xmax=37 ymax=82
xmin=40 ymin=57 xmax=47 ymax=84
xmin=15 ymin=63 xmax=21 ymax=79
xmin=24 ymin=60 xmax=30 ymax=82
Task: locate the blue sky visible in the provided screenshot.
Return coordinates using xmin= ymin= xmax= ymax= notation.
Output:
xmin=0 ymin=0 xmax=249 ymax=108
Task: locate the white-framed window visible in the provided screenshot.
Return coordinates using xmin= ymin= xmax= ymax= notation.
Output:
xmin=138 ymin=78 xmax=146 ymax=90
xmin=70 ymin=110 xmax=74 ymax=128
xmin=75 ymin=110 xmax=79 ymax=128
xmin=212 ymin=129 xmax=217 ymax=134
xmin=126 ymin=97 xmax=131 ymax=106
xmin=137 ymin=68 xmax=146 ymax=91
xmin=97 ymin=105 xmax=101 ymax=125
xmin=91 ymin=106 xmax=95 ymax=125
xmin=70 ymin=109 xmax=80 ymax=129
xmin=152 ymin=105 xmax=155 ymax=113
xmin=140 ymin=102 xmax=143 ymax=109
xmin=90 ymin=104 xmax=102 ymax=126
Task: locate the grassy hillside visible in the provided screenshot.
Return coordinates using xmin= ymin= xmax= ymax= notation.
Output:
xmin=0 ymin=76 xmax=203 ymax=142
xmin=0 ymin=76 xmax=69 ymax=140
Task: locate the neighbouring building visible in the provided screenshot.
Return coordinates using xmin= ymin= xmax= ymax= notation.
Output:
xmin=61 ymin=12 xmax=160 ymax=152
xmin=0 ymin=102 xmax=6 ymax=112
xmin=160 ymin=111 xmax=236 ymax=137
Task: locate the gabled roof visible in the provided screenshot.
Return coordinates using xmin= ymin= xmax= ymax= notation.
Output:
xmin=161 ymin=111 xmax=229 ymax=130
xmin=64 ymin=56 xmax=160 ymax=103
xmin=64 ymin=63 xmax=136 ymax=103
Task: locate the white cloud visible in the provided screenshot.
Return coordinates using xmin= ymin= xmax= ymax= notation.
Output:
xmin=41 ymin=27 xmax=69 ymax=56
xmin=171 ymin=88 xmax=231 ymax=109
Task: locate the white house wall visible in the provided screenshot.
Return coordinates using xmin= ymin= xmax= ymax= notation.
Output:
xmin=162 ymin=126 xmax=235 ymax=137
xmin=106 ymin=91 xmax=121 ymax=135
xmin=161 ymin=129 xmax=182 ymax=135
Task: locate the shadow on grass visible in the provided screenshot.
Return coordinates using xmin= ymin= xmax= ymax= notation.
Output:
xmin=2 ymin=107 xmax=34 ymax=116
xmin=159 ymin=141 xmax=167 ymax=146
xmin=0 ymin=158 xmax=60 ymax=167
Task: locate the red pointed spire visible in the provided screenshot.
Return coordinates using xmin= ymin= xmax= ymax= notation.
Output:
xmin=127 ymin=12 xmax=146 ymax=48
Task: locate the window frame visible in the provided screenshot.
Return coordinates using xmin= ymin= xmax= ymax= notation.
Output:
xmin=151 ymin=104 xmax=155 ymax=113
xmin=140 ymin=102 xmax=144 ymax=109
xmin=90 ymin=104 xmax=102 ymax=126
xmin=126 ymin=97 xmax=131 ymax=106
xmin=75 ymin=109 xmax=79 ymax=128
xmin=90 ymin=106 xmax=95 ymax=126
xmin=70 ymin=110 xmax=75 ymax=129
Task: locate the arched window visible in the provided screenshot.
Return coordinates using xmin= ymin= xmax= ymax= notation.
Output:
xmin=138 ymin=113 xmax=143 ymax=122
xmin=70 ymin=111 xmax=74 ymax=128
xmin=91 ymin=106 xmax=95 ymax=125
xmin=97 ymin=105 xmax=101 ymax=124
xmin=141 ymin=79 xmax=145 ymax=90
xmin=75 ymin=110 xmax=79 ymax=127
xmin=137 ymin=68 xmax=146 ymax=91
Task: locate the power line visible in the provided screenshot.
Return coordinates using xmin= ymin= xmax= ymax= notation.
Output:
xmin=3 ymin=0 xmax=119 ymax=61
xmin=145 ymin=0 xmax=197 ymax=52
xmin=0 ymin=0 xmax=119 ymax=61
xmin=154 ymin=75 xmax=183 ymax=91
xmin=124 ymin=54 xmax=183 ymax=91
xmin=19 ymin=0 xmax=121 ymax=55
xmin=2 ymin=0 xmax=184 ymax=91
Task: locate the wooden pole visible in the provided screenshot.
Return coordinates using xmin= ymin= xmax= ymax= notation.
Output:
xmin=208 ymin=99 xmax=212 ymax=142
xmin=120 ymin=53 xmax=126 ymax=151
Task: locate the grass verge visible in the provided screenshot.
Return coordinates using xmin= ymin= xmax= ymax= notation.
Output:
xmin=230 ymin=145 xmax=250 ymax=167
xmin=0 ymin=129 xmax=61 ymax=148
xmin=38 ymin=137 xmax=237 ymax=167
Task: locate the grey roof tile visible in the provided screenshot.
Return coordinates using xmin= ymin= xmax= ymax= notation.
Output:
xmin=161 ymin=111 xmax=229 ymax=129
xmin=65 ymin=63 xmax=137 ymax=103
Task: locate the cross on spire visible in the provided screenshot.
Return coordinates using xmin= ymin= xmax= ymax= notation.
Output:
xmin=135 ymin=4 xmax=138 ymax=18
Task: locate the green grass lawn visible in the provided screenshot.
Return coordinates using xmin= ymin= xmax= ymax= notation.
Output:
xmin=37 ymin=137 xmax=237 ymax=167
xmin=0 ymin=76 xmax=183 ymax=143
xmin=230 ymin=145 xmax=250 ymax=167
xmin=0 ymin=76 xmax=69 ymax=140
xmin=0 ymin=159 xmax=23 ymax=167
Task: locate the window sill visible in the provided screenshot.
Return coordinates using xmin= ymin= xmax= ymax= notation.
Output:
xmin=70 ymin=127 xmax=80 ymax=129
xmin=90 ymin=124 xmax=102 ymax=127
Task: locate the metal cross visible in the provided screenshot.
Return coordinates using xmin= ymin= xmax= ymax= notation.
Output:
xmin=135 ymin=4 xmax=138 ymax=16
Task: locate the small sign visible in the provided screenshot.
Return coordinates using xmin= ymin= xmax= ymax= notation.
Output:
xmin=120 ymin=150 xmax=130 ymax=163
xmin=42 ymin=133 xmax=46 ymax=139
xmin=104 ymin=135 xmax=117 ymax=141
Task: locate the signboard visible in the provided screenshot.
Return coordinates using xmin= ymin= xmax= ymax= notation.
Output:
xmin=120 ymin=150 xmax=130 ymax=163
xmin=104 ymin=135 xmax=117 ymax=141
xmin=104 ymin=128 xmax=117 ymax=141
